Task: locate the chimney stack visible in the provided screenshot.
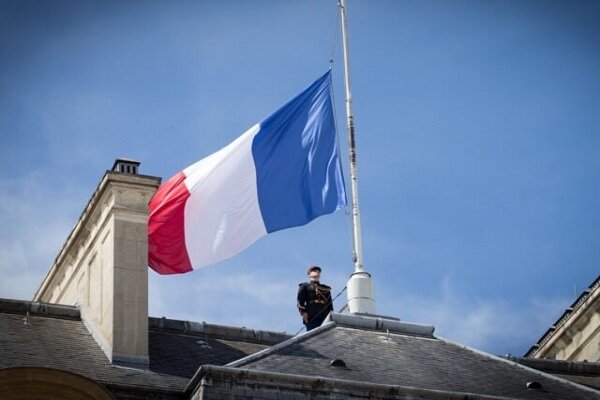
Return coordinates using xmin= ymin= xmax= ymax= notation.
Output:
xmin=33 ymin=159 xmax=161 ymax=369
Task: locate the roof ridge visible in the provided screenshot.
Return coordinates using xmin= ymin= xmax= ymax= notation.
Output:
xmin=148 ymin=316 xmax=291 ymax=345
xmin=0 ymin=298 xmax=80 ymax=320
xmin=224 ymin=320 xmax=336 ymax=368
xmin=224 ymin=313 xmax=436 ymax=369
xmin=326 ymin=312 xmax=435 ymax=336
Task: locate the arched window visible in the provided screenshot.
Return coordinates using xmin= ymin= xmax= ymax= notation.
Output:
xmin=0 ymin=367 xmax=114 ymax=400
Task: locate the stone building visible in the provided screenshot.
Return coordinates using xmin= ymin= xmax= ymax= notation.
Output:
xmin=525 ymin=275 xmax=600 ymax=362
xmin=1 ymin=160 xmax=599 ymax=399
xmin=503 ymin=274 xmax=600 ymax=392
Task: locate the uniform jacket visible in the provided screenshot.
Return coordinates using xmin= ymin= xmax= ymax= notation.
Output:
xmin=297 ymin=281 xmax=333 ymax=325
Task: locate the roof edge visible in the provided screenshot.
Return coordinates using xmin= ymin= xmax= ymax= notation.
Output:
xmin=148 ymin=316 xmax=292 ymax=345
xmin=0 ymin=298 xmax=80 ymax=319
xmin=186 ymin=364 xmax=523 ymax=400
xmin=506 ymin=356 xmax=600 ymax=375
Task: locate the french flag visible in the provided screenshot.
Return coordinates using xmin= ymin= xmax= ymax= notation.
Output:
xmin=148 ymin=71 xmax=347 ymax=274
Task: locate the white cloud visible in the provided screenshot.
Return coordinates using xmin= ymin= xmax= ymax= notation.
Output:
xmin=378 ymin=276 xmax=570 ymax=356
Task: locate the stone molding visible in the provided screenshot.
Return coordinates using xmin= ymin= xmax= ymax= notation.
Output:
xmin=526 ymin=276 xmax=600 ymax=361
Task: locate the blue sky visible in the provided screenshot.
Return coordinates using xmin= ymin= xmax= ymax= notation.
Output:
xmin=1 ymin=0 xmax=599 ymax=356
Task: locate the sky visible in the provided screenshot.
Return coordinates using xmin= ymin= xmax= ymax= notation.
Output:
xmin=1 ymin=0 xmax=599 ymax=357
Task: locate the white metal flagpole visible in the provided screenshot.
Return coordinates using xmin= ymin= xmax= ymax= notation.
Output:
xmin=339 ymin=0 xmax=376 ymax=314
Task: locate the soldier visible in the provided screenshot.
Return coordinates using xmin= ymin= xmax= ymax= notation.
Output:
xmin=297 ymin=265 xmax=333 ymax=331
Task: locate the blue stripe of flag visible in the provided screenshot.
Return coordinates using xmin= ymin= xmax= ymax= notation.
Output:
xmin=251 ymin=70 xmax=347 ymax=233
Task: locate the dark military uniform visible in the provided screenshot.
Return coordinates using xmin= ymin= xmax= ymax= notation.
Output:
xmin=297 ymin=281 xmax=333 ymax=330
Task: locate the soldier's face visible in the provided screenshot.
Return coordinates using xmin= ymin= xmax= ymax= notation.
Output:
xmin=309 ymin=271 xmax=320 ymax=282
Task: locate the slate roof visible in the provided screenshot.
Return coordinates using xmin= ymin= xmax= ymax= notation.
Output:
xmin=0 ymin=299 xmax=186 ymax=394
xmin=148 ymin=317 xmax=287 ymax=378
xmin=225 ymin=313 xmax=600 ymax=400
xmin=0 ymin=298 xmax=288 ymax=396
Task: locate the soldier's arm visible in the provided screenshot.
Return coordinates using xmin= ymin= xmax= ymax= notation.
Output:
xmin=297 ymin=283 xmax=308 ymax=315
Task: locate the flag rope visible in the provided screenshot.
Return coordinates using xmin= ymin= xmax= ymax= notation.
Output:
xmin=329 ymin=68 xmax=356 ymax=269
xmin=329 ymin=2 xmax=341 ymax=66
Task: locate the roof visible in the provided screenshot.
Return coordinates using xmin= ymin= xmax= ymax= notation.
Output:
xmin=0 ymin=299 xmax=185 ymax=396
xmin=209 ymin=313 xmax=600 ymax=400
xmin=525 ymin=274 xmax=600 ymax=358
xmin=4 ymin=297 xmax=599 ymax=399
xmin=508 ymin=356 xmax=600 ymax=391
xmin=0 ymin=298 xmax=289 ymax=396
xmin=148 ymin=316 xmax=289 ymax=378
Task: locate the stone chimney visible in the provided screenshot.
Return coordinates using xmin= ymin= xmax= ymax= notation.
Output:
xmin=33 ymin=159 xmax=161 ymax=369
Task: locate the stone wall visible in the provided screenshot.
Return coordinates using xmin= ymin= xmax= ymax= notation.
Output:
xmin=33 ymin=164 xmax=160 ymax=368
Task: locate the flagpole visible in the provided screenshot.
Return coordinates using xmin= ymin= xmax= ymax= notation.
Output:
xmin=339 ymin=0 xmax=376 ymax=314
xmin=339 ymin=0 xmax=363 ymax=273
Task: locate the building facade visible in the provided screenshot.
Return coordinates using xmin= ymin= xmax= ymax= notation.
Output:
xmin=525 ymin=276 xmax=600 ymax=362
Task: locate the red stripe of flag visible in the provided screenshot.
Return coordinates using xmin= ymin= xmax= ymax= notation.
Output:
xmin=148 ymin=171 xmax=193 ymax=274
